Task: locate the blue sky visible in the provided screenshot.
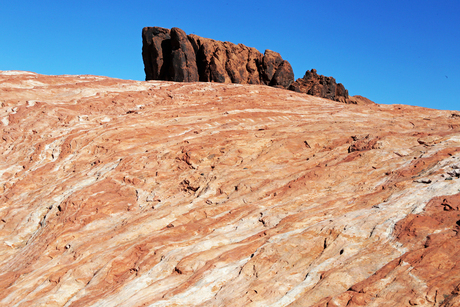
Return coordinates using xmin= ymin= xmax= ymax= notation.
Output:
xmin=1 ymin=1 xmax=459 ymax=111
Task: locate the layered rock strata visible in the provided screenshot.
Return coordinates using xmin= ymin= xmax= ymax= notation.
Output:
xmin=1 ymin=70 xmax=460 ymax=306
xmin=142 ymin=27 xmax=294 ymax=88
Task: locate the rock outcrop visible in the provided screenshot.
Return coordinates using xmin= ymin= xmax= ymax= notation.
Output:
xmin=2 ymin=70 xmax=460 ymax=306
xmin=289 ymin=68 xmax=349 ymax=102
xmin=142 ymin=27 xmax=357 ymax=103
xmin=141 ymin=27 xmax=171 ymax=81
xmin=142 ymin=26 xmax=294 ymax=88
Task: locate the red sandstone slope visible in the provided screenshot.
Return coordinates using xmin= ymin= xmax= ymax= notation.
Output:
xmin=1 ymin=70 xmax=460 ymax=306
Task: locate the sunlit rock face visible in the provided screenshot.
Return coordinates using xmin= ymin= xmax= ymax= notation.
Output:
xmin=1 ymin=70 xmax=460 ymax=306
xmin=142 ymin=26 xmax=295 ymax=89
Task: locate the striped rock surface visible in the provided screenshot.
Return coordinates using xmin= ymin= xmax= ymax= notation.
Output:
xmin=1 ymin=70 xmax=460 ymax=306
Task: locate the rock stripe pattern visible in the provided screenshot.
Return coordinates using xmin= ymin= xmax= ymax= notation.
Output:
xmin=1 ymin=71 xmax=460 ymax=306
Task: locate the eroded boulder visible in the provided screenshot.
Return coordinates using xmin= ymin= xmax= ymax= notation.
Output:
xmin=289 ymin=69 xmax=349 ymax=102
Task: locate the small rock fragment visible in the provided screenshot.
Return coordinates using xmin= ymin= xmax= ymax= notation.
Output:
xmin=414 ymin=179 xmax=432 ymax=184
xmin=447 ymin=168 xmax=460 ymax=178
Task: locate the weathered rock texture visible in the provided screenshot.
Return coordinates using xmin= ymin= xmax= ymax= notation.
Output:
xmin=1 ymin=70 xmax=460 ymax=306
xmin=289 ymin=69 xmax=349 ymax=103
xmin=142 ymin=27 xmax=294 ymax=88
xmin=142 ymin=27 xmax=357 ymax=103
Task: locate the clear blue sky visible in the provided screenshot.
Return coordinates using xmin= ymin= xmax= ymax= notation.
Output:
xmin=1 ymin=1 xmax=459 ymax=111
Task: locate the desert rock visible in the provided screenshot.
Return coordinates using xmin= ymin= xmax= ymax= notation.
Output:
xmin=142 ymin=27 xmax=172 ymax=81
xmin=142 ymin=27 xmax=294 ymax=89
xmin=290 ymin=69 xmax=350 ymax=103
xmin=143 ymin=27 xmax=358 ymax=104
xmin=169 ymin=27 xmax=199 ymax=82
xmin=1 ymin=70 xmax=460 ymax=306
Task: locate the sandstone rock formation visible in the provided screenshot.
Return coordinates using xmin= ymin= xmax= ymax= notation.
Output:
xmin=348 ymin=95 xmax=376 ymax=105
xmin=289 ymin=69 xmax=349 ymax=103
xmin=169 ymin=27 xmax=199 ymax=82
xmin=1 ymin=70 xmax=460 ymax=306
xmin=142 ymin=27 xmax=172 ymax=81
xmin=142 ymin=26 xmax=294 ymax=88
xmin=142 ymin=27 xmax=356 ymax=103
